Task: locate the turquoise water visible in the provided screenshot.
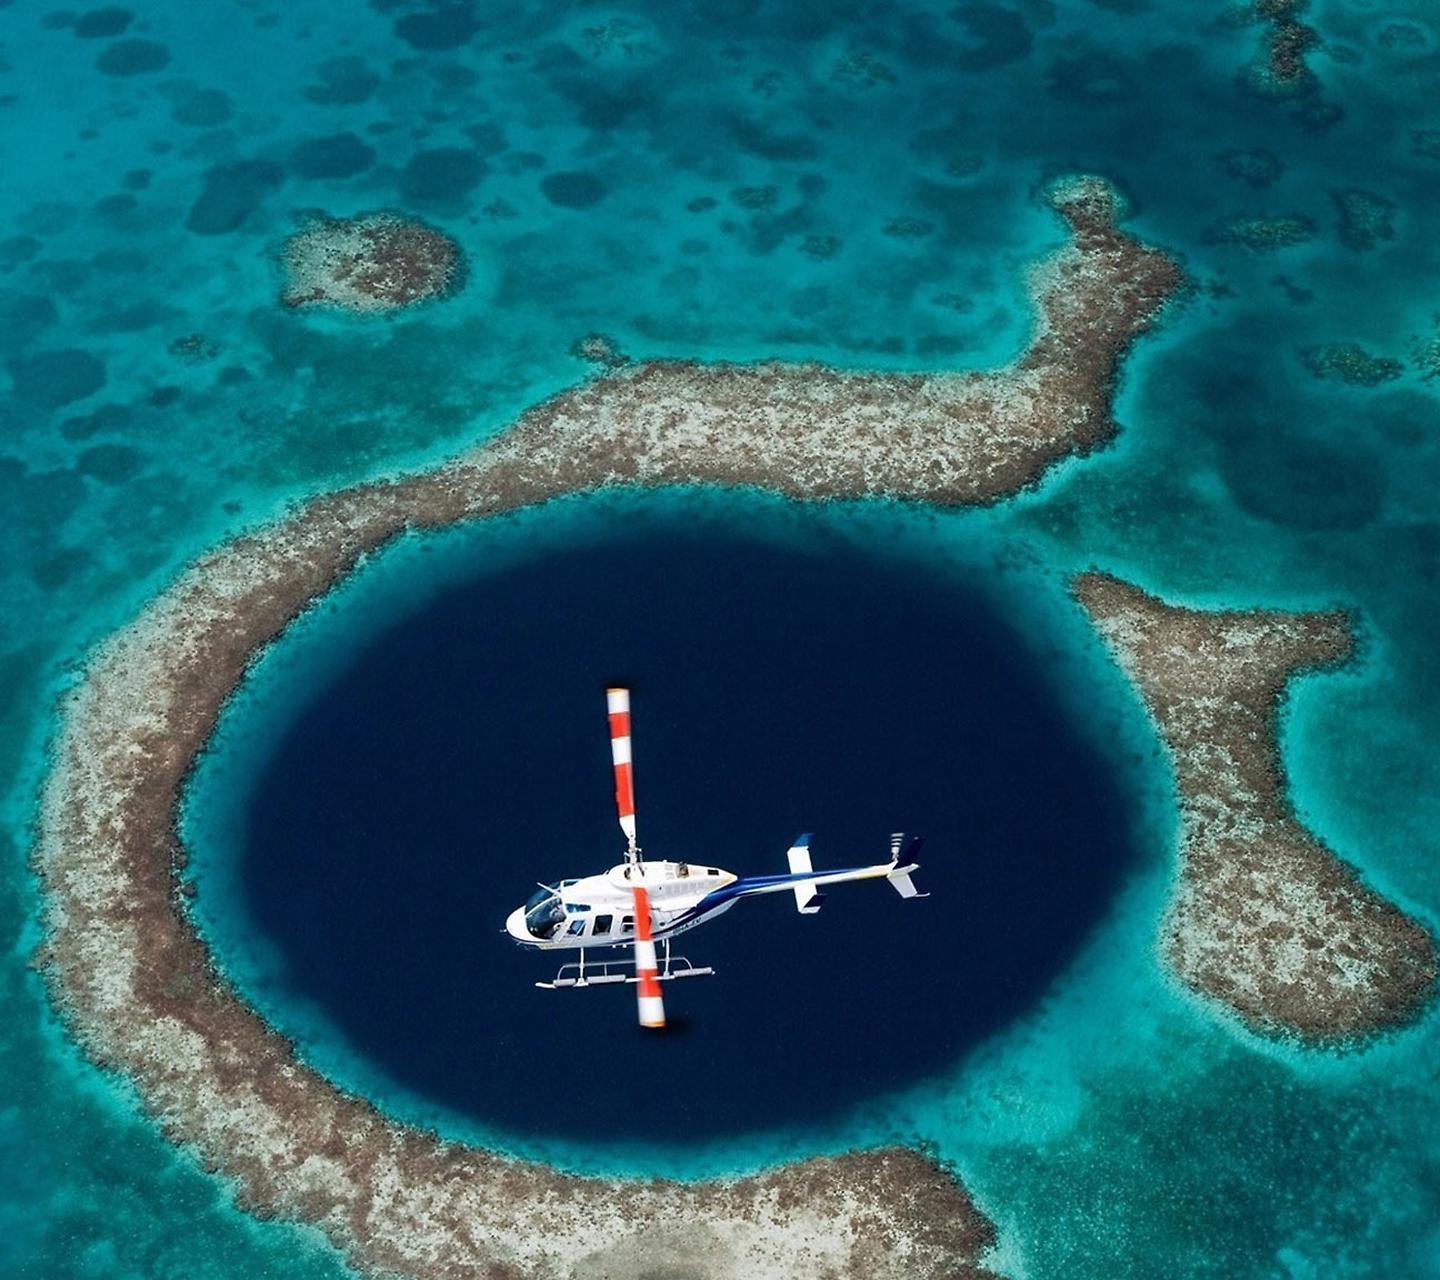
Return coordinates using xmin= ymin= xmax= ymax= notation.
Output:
xmin=4 ymin=0 xmax=1440 ymax=1276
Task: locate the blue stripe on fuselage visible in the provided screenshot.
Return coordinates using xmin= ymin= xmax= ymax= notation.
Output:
xmin=659 ymin=865 xmax=876 ymax=933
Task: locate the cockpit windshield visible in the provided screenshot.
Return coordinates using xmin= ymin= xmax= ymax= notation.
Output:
xmin=523 ymin=887 xmax=565 ymax=940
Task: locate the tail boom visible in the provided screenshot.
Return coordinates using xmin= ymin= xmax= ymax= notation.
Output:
xmin=718 ymin=834 xmax=928 ymax=907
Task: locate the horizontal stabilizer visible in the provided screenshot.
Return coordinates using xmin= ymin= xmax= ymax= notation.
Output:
xmin=888 ymin=834 xmax=928 ymax=899
xmin=888 ymin=871 xmax=924 ymax=899
xmin=786 ymin=833 xmax=826 ymax=914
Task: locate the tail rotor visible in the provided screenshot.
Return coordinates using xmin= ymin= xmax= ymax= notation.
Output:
xmin=887 ymin=832 xmax=928 ymax=899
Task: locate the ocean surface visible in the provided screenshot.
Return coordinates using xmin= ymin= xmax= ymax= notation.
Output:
xmin=2 ymin=0 xmax=1439 ymax=1276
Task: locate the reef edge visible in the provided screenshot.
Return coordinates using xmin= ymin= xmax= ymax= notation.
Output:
xmin=1072 ymin=572 xmax=1438 ymax=1044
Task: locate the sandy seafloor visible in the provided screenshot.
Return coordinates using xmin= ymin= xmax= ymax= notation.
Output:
xmin=3 ymin=0 xmax=1440 ymax=1276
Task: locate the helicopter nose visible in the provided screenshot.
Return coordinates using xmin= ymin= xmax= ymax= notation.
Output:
xmin=504 ymin=907 xmax=531 ymax=943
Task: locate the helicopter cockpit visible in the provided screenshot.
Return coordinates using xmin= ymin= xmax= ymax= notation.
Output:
xmin=522 ymin=886 xmax=565 ymax=940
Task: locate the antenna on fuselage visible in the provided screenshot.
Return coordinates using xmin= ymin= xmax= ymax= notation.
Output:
xmin=606 ymin=686 xmax=641 ymax=866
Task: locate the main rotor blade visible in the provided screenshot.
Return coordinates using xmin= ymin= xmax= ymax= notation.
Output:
xmin=606 ymin=687 xmax=638 ymax=856
xmin=631 ymin=881 xmax=666 ymax=1030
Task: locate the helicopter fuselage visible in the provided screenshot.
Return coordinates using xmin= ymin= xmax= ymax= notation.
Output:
xmin=505 ymin=860 xmax=738 ymax=951
xmin=505 ymin=849 xmax=911 ymax=951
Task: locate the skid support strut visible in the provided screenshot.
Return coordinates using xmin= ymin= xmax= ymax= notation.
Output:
xmin=536 ymin=949 xmax=715 ymax=990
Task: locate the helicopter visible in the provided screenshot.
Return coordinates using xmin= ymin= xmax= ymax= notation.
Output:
xmin=504 ymin=687 xmax=927 ymax=1028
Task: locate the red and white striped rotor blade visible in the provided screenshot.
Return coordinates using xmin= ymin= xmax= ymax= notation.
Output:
xmin=631 ymin=883 xmax=666 ymax=1029
xmin=606 ymin=687 xmax=637 ymax=854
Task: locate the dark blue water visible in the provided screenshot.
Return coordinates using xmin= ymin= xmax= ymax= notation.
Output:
xmin=240 ymin=509 xmax=1144 ymax=1143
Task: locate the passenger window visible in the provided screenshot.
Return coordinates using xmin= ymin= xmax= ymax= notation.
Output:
xmin=566 ymin=919 xmax=586 ymax=936
xmin=594 ymin=914 xmax=613 ymax=936
xmin=708 ymin=868 xmax=720 ymax=876
xmin=620 ymin=915 xmax=634 ymax=932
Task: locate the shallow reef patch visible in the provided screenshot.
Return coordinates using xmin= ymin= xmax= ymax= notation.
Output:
xmin=279 ymin=211 xmax=464 ymax=314
xmin=291 ymin=132 xmax=377 ymax=181
xmin=0 ymin=293 xmax=59 ymax=344
xmin=304 ymin=55 xmax=380 ymax=105
xmin=0 ymin=234 xmax=44 ymax=272
xmin=940 ymin=2 xmax=1034 ymax=71
xmin=75 ymin=442 xmax=142 ymax=484
xmin=7 ymin=347 xmax=106 ymax=408
xmin=1205 ymin=213 xmax=1317 ymax=251
xmin=540 ymin=169 xmax=609 ymax=209
xmin=186 ymin=160 xmax=285 ymax=235
xmin=1217 ymin=147 xmax=1284 ymax=189
xmin=1073 ymin=574 xmax=1438 ymax=1042
xmin=1300 ymin=343 xmax=1404 ymax=388
xmin=1331 ymin=188 xmax=1396 ymax=252
xmin=393 ymin=2 xmax=483 ymax=51
xmin=1218 ymin=426 xmax=1383 ymax=531
xmin=398 ymin=146 xmax=486 ymax=207
xmin=73 ymin=6 xmax=132 ymax=38
xmin=1238 ymin=0 xmax=1320 ymax=96
xmin=169 ymin=86 xmax=233 ymax=128
xmin=94 ymin=37 xmax=169 ymax=76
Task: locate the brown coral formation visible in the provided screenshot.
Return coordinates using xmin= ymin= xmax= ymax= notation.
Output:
xmin=569 ymin=331 xmax=629 ymax=367
xmin=34 ymin=178 xmax=1179 ymax=1280
xmin=1330 ymin=187 xmax=1396 ymax=253
xmin=486 ymin=177 xmax=1178 ymax=508
xmin=1300 ymin=342 xmax=1403 ymax=387
xmin=1205 ymin=213 xmax=1316 ymax=252
xmin=1073 ymin=574 xmax=1438 ymax=1043
xmin=1246 ymin=0 xmax=1320 ymax=95
xmin=281 ymin=211 xmax=463 ymax=313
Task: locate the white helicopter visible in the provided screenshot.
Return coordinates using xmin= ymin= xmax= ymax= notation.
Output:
xmin=504 ymin=687 xmax=927 ymax=1028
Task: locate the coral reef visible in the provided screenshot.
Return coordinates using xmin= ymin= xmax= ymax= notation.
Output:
xmin=568 ymin=332 xmax=629 ymax=367
xmin=1073 ymin=574 xmax=1437 ymax=1042
xmin=1411 ymin=130 xmax=1440 ymax=162
xmin=883 ymin=216 xmax=934 ymax=239
xmin=1205 ymin=213 xmax=1317 ymax=251
xmin=1331 ymin=188 xmax=1396 ymax=253
xmin=1410 ymin=327 xmax=1440 ymax=382
xmin=281 ymin=212 xmax=464 ymax=314
xmin=36 ymin=178 xmax=1179 ymax=1280
xmin=167 ymin=333 xmax=221 ymax=366
xmin=800 ymin=233 xmax=843 ymax=259
xmin=1242 ymin=0 xmax=1320 ymax=96
xmin=1300 ymin=343 xmax=1403 ymax=387
xmin=1217 ymin=147 xmax=1284 ymax=189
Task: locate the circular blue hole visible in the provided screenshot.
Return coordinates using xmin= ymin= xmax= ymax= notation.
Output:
xmin=225 ymin=504 xmax=1146 ymax=1145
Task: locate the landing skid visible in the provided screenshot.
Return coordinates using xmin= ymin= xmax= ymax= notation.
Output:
xmin=536 ymin=939 xmax=714 ymax=990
